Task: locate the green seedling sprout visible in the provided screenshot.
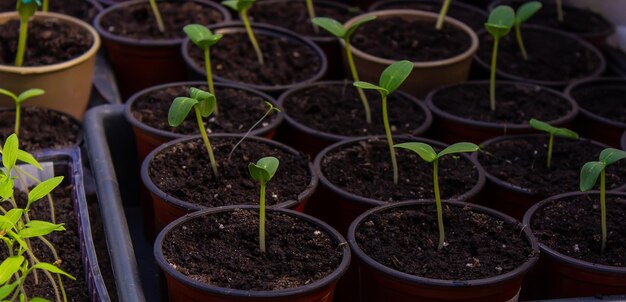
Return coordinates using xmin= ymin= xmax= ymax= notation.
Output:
xmin=15 ymin=0 xmax=41 ymax=67
xmin=0 ymin=88 xmax=44 ymax=136
xmin=228 ymin=101 xmax=280 ymax=161
xmin=168 ymin=87 xmax=218 ymax=178
xmin=485 ymin=5 xmax=514 ymax=111
xmin=313 ymin=16 xmax=376 ymax=124
xmin=514 ymin=1 xmax=542 ymax=60
xmin=183 ymin=24 xmax=223 ymax=115
xmin=580 ymin=148 xmax=626 ymax=253
xmin=305 ymin=0 xmax=318 ymax=33
xmin=435 ymin=0 xmax=452 ymax=30
xmin=248 ymin=156 xmax=279 ymax=252
xmin=149 ymin=0 xmax=165 ymax=32
xmin=529 ymin=119 xmax=578 ymax=168
xmin=556 ymin=0 xmax=563 ymax=22
xmin=354 ymin=60 xmax=414 ymax=185
xmin=223 ymin=0 xmax=264 ymax=65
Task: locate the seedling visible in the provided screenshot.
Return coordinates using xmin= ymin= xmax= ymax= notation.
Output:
xmin=222 ymin=0 xmax=264 ymax=65
xmin=580 ymin=148 xmax=626 ymax=253
xmin=168 ymin=87 xmax=218 ymax=178
xmin=248 ymin=156 xmax=279 ymax=252
xmin=529 ymin=118 xmax=578 ymax=168
xmin=514 ymin=1 xmax=542 ymax=60
xmin=484 ymin=5 xmax=514 ymax=111
xmin=556 ymin=0 xmax=563 ymax=22
xmin=305 ymin=0 xmax=318 ymax=33
xmin=313 ymin=16 xmax=376 ymax=123
xmin=0 ymin=88 xmax=45 ymax=136
xmin=15 ymin=0 xmax=41 ymax=67
xmin=149 ymin=0 xmax=165 ymax=32
xmin=435 ymin=0 xmax=452 ymax=30
xmin=183 ymin=24 xmax=222 ymax=115
xmin=354 ymin=60 xmax=414 ymax=185
xmin=228 ymin=101 xmax=280 ymax=161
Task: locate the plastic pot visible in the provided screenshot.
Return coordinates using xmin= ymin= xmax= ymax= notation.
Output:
xmin=0 ymin=12 xmax=100 ymax=120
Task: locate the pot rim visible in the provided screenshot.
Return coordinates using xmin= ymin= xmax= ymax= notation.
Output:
xmin=123 ymin=81 xmax=284 ymax=140
xmin=313 ymin=135 xmax=486 ymax=207
xmin=343 ymin=9 xmax=479 ymax=68
xmin=348 ymin=199 xmax=540 ymax=287
xmin=368 ymin=0 xmax=488 ymax=24
xmin=522 ymin=191 xmax=626 ymax=274
xmin=278 ymin=80 xmax=433 ymax=142
xmin=565 ymin=77 xmax=626 ymax=129
xmin=0 ymin=11 xmax=101 ymax=73
xmin=425 ymin=80 xmax=580 ymax=131
xmin=154 ymin=204 xmax=351 ymax=298
xmin=141 ymin=133 xmax=318 ymax=211
xmin=181 ymin=21 xmax=328 ymax=92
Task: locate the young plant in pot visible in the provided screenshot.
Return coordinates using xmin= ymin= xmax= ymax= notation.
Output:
xmin=0 ymin=0 xmax=103 ymax=23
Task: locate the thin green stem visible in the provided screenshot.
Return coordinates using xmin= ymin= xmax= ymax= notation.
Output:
xmin=435 ymin=0 xmax=452 ymax=30
xmin=148 ymin=0 xmax=165 ymax=32
xmin=556 ymin=0 xmax=564 ymax=22
xmin=241 ymin=9 xmax=264 ymax=65
xmin=547 ymin=134 xmax=554 ymax=168
xmin=15 ymin=18 xmax=29 ymax=67
xmin=204 ymin=48 xmax=218 ymax=116
xmin=259 ymin=182 xmax=266 ymax=252
xmin=15 ymin=105 xmax=21 ymax=136
xmin=489 ymin=38 xmax=500 ymax=111
xmin=381 ymin=95 xmax=398 ymax=185
xmin=305 ymin=0 xmax=318 ymax=33
xmin=227 ymin=105 xmax=277 ymax=161
xmin=515 ymin=23 xmax=528 ymax=60
xmin=600 ymin=169 xmax=606 ymax=253
xmin=433 ymin=160 xmax=445 ymax=250
xmin=345 ymin=42 xmax=371 ymax=123
xmin=43 ymin=0 xmax=49 ymax=12
xmin=194 ymin=106 xmax=218 ymax=178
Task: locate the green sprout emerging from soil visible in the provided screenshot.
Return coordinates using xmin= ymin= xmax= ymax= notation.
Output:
xmin=228 ymin=101 xmax=280 ymax=161
xmin=394 ymin=142 xmax=479 ymax=250
xmin=223 ymin=0 xmax=264 ymax=65
xmin=248 ymin=156 xmax=279 ymax=253
xmin=485 ymin=5 xmax=514 ymax=111
xmin=149 ymin=0 xmax=165 ymax=32
xmin=580 ymin=148 xmax=626 ymax=253
xmin=556 ymin=0 xmax=564 ymax=23
xmin=435 ymin=0 xmax=452 ymax=30
xmin=0 ymin=88 xmax=44 ymax=136
xmin=305 ymin=0 xmax=318 ymax=33
xmin=313 ymin=16 xmax=376 ymax=124
xmin=354 ymin=60 xmax=414 ymax=185
xmin=15 ymin=0 xmax=41 ymax=67
xmin=514 ymin=1 xmax=542 ymax=60
xmin=168 ymin=87 xmax=218 ymax=178
xmin=529 ymin=118 xmax=578 ymax=168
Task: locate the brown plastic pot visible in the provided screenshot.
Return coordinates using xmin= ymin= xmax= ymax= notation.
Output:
xmin=348 ymin=200 xmax=539 ymax=302
xmin=141 ymin=134 xmax=318 ymax=233
xmin=93 ymin=0 xmax=231 ymax=100
xmin=425 ymin=81 xmax=579 ymax=143
xmin=154 ymin=205 xmax=351 ymax=302
xmin=343 ymin=9 xmax=478 ymax=98
xmin=565 ymin=77 xmax=626 ymax=148
xmin=523 ymin=192 xmax=626 ymax=299
xmin=0 ymin=12 xmax=100 ymax=120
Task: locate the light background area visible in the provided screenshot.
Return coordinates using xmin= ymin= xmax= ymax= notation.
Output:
xmin=565 ymin=0 xmax=626 ymax=51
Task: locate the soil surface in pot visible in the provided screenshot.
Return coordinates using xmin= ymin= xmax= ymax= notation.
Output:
xmin=479 ymin=136 xmax=626 ymax=196
xmin=0 ymin=18 xmax=93 ymax=66
xmin=0 ymin=107 xmax=81 ymax=152
xmin=352 ymin=17 xmax=471 ymax=61
xmin=532 ymin=195 xmax=626 ymax=267
xmin=431 ymin=83 xmax=572 ymax=124
xmin=250 ymin=1 xmax=359 ymax=37
xmin=372 ymin=1 xmax=486 ymax=30
xmin=188 ymin=31 xmax=321 ymax=86
xmin=149 ymin=136 xmax=311 ymax=207
xmin=476 ymin=28 xmax=601 ymax=82
xmin=321 ymin=138 xmax=479 ymax=201
xmin=570 ymin=84 xmax=626 ymax=125
xmin=356 ymin=203 xmax=534 ymax=279
xmin=0 ymin=0 xmax=99 ymax=23
xmin=99 ymin=1 xmax=224 ymax=39
xmin=162 ymin=208 xmax=343 ymax=290
xmin=131 ymin=85 xmax=278 ymax=135
xmin=283 ymin=84 xmax=427 ymax=136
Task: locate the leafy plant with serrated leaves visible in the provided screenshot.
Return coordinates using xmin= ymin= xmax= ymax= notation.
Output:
xmin=0 ymin=88 xmax=45 ymax=136
xmin=183 ymin=24 xmax=222 ymax=115
xmin=485 ymin=5 xmax=514 ymax=111
xmin=248 ymin=156 xmax=279 ymax=252
xmin=222 ymin=0 xmax=264 ymax=64
xmin=529 ymin=118 xmax=578 ymax=168
xmin=514 ymin=1 xmax=542 ymax=60
xmin=15 ymin=0 xmax=41 ymax=66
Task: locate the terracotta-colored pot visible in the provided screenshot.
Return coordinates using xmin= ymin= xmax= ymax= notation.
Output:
xmin=93 ymin=0 xmax=231 ymax=100
xmin=565 ymin=77 xmax=626 ymax=148
xmin=154 ymin=205 xmax=351 ymax=302
xmin=348 ymin=200 xmax=539 ymax=302
xmin=343 ymin=9 xmax=479 ymax=98
xmin=425 ymin=80 xmax=579 ymax=143
xmin=0 ymin=12 xmax=100 ymax=120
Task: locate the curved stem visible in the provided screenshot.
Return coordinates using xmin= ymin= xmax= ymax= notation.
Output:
xmin=194 ymin=106 xmax=218 ymax=178
xmin=515 ymin=23 xmax=528 ymax=61
xmin=305 ymin=0 xmax=318 ymax=33
xmin=148 ymin=0 xmax=165 ymax=32
xmin=489 ymin=37 xmax=500 ymax=111
xmin=433 ymin=160 xmax=445 ymax=250
xmin=435 ymin=0 xmax=451 ymax=30
xmin=204 ymin=48 xmax=218 ymax=116
xmin=259 ymin=182 xmax=266 ymax=252
xmin=345 ymin=42 xmax=371 ymax=123
xmin=600 ymin=169 xmax=606 ymax=253
xmin=546 ymin=134 xmax=554 ymax=168
xmin=241 ymin=9 xmax=264 ymax=65
xmin=381 ymin=95 xmax=398 ymax=185
xmin=15 ymin=18 xmax=29 ymax=67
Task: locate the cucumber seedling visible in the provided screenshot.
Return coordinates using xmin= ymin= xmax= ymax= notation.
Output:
xmin=222 ymin=0 xmax=264 ymax=65
xmin=395 ymin=142 xmax=479 ymax=250
xmin=514 ymin=1 xmax=542 ymax=60
xmin=484 ymin=5 xmax=514 ymax=111
xmin=15 ymin=0 xmax=41 ymax=67
xmin=353 ymin=60 xmax=414 ymax=185
xmin=0 ymin=88 xmax=44 ymax=136
xmin=183 ymin=24 xmax=223 ymax=114
xmin=435 ymin=0 xmax=452 ymax=30
xmin=248 ymin=156 xmax=279 ymax=252
xmin=149 ymin=0 xmax=165 ymax=32
xmin=529 ymin=118 xmax=578 ymax=168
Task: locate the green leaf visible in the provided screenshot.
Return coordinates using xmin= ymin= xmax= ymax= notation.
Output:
xmin=394 ymin=142 xmax=437 ymax=163
xmin=379 ymin=60 xmax=413 ymax=94
xmin=0 ymin=89 xmax=18 ymax=103
xmin=28 ymin=298 xmax=50 ymax=302
xmin=0 ymin=256 xmax=24 ymax=284
xmin=16 ymin=149 xmax=42 ymax=170
xmin=183 ymin=24 xmax=222 ymax=49
xmin=222 ymin=0 xmax=254 ymax=11
xmin=0 ymin=175 xmax=14 ymax=201
xmin=16 ymin=88 xmax=44 ymax=104
xmin=27 ymin=176 xmax=63 ymax=205
xmin=516 ymin=1 xmax=542 ymax=24
xmin=168 ymin=97 xmax=198 ymax=127
xmin=189 ymin=87 xmax=216 ymax=117
xmin=0 ymin=280 xmax=19 ymax=300
xmin=248 ymin=156 xmax=279 ymax=183
xmin=2 ymin=134 xmax=19 ymax=172
xmin=0 ymin=209 xmax=23 ymax=231
xmin=32 ymin=263 xmax=75 ymax=280
xmin=345 ymin=15 xmax=377 ymax=38
xmin=437 ymin=142 xmax=479 ymax=158
xmin=580 ymin=161 xmax=605 ymax=191
xmin=312 ymin=17 xmax=345 ymax=38
xmin=353 ymin=81 xmax=388 ymax=94
xmin=485 ymin=5 xmax=514 ymax=38
xmin=599 ymin=148 xmax=626 ymax=166
xmin=18 ymin=220 xmax=65 ymax=239
xmin=529 ymin=118 xmax=578 ymax=139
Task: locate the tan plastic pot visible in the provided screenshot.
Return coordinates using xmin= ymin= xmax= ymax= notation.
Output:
xmin=0 ymin=12 xmax=100 ymax=120
xmin=343 ymin=9 xmax=478 ymax=98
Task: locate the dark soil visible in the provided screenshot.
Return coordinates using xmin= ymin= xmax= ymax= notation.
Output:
xmin=250 ymin=0 xmax=359 ymax=38
xmin=0 ymin=0 xmax=99 ymax=23
xmin=352 ymin=17 xmax=471 ymax=61
xmin=372 ymin=1 xmax=487 ymax=30
xmin=321 ymin=138 xmax=479 ymax=201
xmin=99 ymin=1 xmax=224 ymax=40
xmin=131 ymin=85 xmax=278 ymax=135
xmin=0 ymin=18 xmax=93 ymax=66
xmin=188 ymin=32 xmax=321 ymax=86
xmin=0 ymin=107 xmax=81 ymax=152
xmin=531 ymin=194 xmax=626 ymax=267
xmin=431 ymin=82 xmax=572 ymax=124
xmin=162 ymin=208 xmax=344 ymax=290
xmin=356 ymin=203 xmax=535 ymax=280
xmin=282 ymin=83 xmax=427 ymax=136
xmin=149 ymin=136 xmax=312 ymax=207
xmin=570 ymin=84 xmax=626 ymax=125
xmin=478 ymin=136 xmax=626 ymax=196
xmin=476 ymin=28 xmax=602 ymax=82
